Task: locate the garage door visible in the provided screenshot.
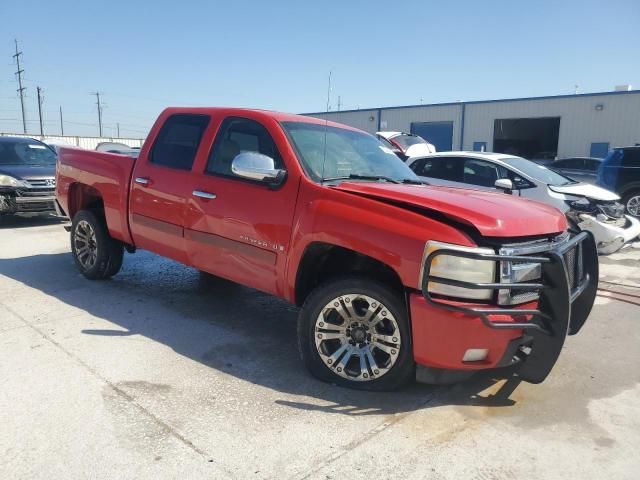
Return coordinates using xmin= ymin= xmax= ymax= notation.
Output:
xmin=410 ymin=121 xmax=453 ymax=151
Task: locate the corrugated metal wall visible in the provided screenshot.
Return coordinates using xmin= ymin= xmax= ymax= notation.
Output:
xmin=463 ymin=93 xmax=640 ymax=157
xmin=305 ymin=91 xmax=640 ymax=158
xmin=311 ymin=109 xmax=379 ymax=133
xmin=379 ymin=104 xmax=463 ymax=149
xmin=0 ymin=133 xmax=144 ymax=150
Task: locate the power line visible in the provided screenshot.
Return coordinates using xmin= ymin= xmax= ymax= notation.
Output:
xmin=12 ymin=39 xmax=27 ymax=134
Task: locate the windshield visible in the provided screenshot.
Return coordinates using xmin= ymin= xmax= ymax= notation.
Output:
xmin=391 ymin=134 xmax=428 ymax=150
xmin=502 ymin=156 xmax=575 ymax=185
xmin=282 ymin=122 xmax=418 ymax=183
xmin=0 ymin=140 xmax=57 ymax=166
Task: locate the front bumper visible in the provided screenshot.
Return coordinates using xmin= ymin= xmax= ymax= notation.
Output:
xmin=410 ymin=231 xmax=598 ymax=384
xmin=0 ymin=192 xmax=57 ymax=214
xmin=578 ymin=214 xmax=640 ymax=255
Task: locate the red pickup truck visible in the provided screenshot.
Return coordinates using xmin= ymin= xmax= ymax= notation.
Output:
xmin=56 ymin=108 xmax=598 ymax=390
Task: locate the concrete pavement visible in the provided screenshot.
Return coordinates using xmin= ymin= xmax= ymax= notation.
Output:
xmin=1 ymin=215 xmax=639 ymax=479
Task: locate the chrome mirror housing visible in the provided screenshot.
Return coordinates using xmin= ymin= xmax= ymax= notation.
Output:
xmin=495 ymin=178 xmax=514 ymax=192
xmin=231 ymin=152 xmax=286 ymax=185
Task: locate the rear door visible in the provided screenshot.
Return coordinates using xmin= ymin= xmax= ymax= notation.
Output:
xmin=183 ymin=115 xmax=300 ymax=295
xmin=129 ymin=113 xmax=210 ymax=263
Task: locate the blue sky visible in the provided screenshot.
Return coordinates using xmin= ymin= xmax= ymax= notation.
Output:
xmin=1 ymin=0 xmax=639 ymax=138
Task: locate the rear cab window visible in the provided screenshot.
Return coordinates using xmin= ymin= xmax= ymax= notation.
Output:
xmin=150 ymin=114 xmax=210 ymax=170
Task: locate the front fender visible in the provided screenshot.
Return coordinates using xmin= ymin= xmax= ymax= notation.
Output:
xmin=284 ymin=183 xmax=475 ymax=302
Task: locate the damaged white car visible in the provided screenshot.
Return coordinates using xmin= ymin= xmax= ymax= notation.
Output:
xmin=406 ymin=152 xmax=640 ymax=254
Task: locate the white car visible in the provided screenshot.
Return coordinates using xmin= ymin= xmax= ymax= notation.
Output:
xmin=376 ymin=131 xmax=436 ymax=159
xmin=406 ymin=151 xmax=640 ymax=254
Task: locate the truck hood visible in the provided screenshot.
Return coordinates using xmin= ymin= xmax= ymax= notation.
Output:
xmin=548 ymin=183 xmax=619 ymax=202
xmin=333 ymin=182 xmax=567 ymax=237
xmin=0 ymin=164 xmax=55 ymax=180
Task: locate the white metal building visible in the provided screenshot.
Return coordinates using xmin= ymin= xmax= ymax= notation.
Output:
xmin=307 ymin=89 xmax=640 ymax=159
xmin=0 ymin=133 xmax=144 ymax=150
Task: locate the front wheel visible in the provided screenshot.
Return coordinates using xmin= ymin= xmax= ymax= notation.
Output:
xmin=623 ymin=190 xmax=640 ymax=217
xmin=298 ymin=276 xmax=414 ymax=391
xmin=71 ymin=210 xmax=124 ymax=280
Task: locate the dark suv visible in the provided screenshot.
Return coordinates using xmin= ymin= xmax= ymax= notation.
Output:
xmin=0 ymin=136 xmax=58 ymax=216
xmin=598 ymin=146 xmax=640 ymax=216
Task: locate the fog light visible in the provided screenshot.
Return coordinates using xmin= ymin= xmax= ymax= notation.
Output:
xmin=462 ymin=348 xmax=489 ymax=362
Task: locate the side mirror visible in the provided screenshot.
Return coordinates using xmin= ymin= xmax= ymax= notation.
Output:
xmin=231 ymin=152 xmax=286 ymax=186
xmin=494 ymin=178 xmax=514 ymax=193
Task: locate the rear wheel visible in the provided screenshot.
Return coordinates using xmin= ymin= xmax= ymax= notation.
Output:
xmin=623 ymin=190 xmax=640 ymax=217
xmin=71 ymin=210 xmax=124 ymax=280
xmin=298 ymin=276 xmax=414 ymax=391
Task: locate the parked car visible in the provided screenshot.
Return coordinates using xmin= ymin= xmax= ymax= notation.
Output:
xmin=597 ymin=146 xmax=640 ymax=217
xmin=550 ymin=157 xmax=602 ymax=184
xmin=376 ymin=131 xmax=436 ymax=159
xmin=407 ymin=152 xmax=640 ymax=254
xmin=56 ymin=107 xmax=597 ymax=391
xmin=0 ymin=136 xmax=60 ymax=216
xmin=95 ymin=141 xmax=140 ymax=158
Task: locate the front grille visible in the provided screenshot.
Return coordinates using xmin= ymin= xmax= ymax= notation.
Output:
xmin=24 ymin=177 xmax=55 ymax=188
xmin=563 ymin=242 xmax=584 ymax=290
xmin=498 ymin=234 xmax=570 ymax=305
xmin=18 ymin=177 xmax=55 ymax=199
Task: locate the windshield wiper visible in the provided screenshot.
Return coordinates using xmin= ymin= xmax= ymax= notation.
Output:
xmin=322 ymin=174 xmax=427 ymax=185
xmin=322 ymin=174 xmax=401 ymax=184
xmin=401 ymin=178 xmax=428 ymax=185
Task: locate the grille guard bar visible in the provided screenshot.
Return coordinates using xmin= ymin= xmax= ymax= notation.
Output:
xmin=421 ymin=231 xmax=599 ymax=383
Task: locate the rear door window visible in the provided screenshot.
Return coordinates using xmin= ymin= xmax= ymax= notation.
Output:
xmin=621 ymin=149 xmax=640 ymax=167
xmin=554 ymin=158 xmax=584 ymax=169
xmin=414 ymin=157 xmax=464 ymax=182
xmin=150 ymin=114 xmax=210 ymax=170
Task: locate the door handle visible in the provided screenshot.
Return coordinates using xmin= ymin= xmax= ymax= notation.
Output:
xmin=135 ymin=177 xmax=150 ymax=185
xmin=192 ymin=190 xmax=217 ymax=200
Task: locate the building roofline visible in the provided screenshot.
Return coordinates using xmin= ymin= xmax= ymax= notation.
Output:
xmin=302 ymin=89 xmax=640 ymax=115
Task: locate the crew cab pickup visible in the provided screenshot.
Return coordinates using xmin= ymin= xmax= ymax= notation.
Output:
xmin=56 ymin=108 xmax=598 ymax=390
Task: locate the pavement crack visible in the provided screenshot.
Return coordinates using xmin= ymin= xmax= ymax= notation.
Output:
xmin=294 ymin=391 xmax=440 ymax=480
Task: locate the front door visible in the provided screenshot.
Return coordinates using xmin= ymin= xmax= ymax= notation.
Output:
xmin=129 ymin=113 xmax=211 ymax=263
xmin=183 ymin=116 xmax=299 ymax=295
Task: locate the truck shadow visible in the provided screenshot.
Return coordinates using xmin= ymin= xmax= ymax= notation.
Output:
xmin=0 ymin=250 xmax=546 ymax=416
xmin=0 ymin=214 xmax=66 ymax=230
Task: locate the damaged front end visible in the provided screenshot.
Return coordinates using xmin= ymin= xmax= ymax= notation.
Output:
xmin=567 ymin=197 xmax=640 ymax=254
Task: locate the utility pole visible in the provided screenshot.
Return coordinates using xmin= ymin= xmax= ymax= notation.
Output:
xmin=337 ymin=96 xmax=342 ymax=112
xmin=91 ymin=92 xmax=103 ymax=136
xmin=116 ymin=122 xmax=120 ymax=137
xmin=36 ymin=87 xmax=44 ymax=135
xmin=59 ymin=106 xmax=64 ymax=135
xmin=13 ymin=39 xmax=27 ymax=134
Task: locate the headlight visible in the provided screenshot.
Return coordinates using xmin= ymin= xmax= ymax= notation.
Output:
xmin=421 ymin=241 xmax=496 ymax=301
xmin=566 ymin=197 xmax=595 ymax=213
xmin=0 ymin=175 xmax=28 ymax=188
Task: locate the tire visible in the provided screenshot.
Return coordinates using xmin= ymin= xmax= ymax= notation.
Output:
xmin=298 ymin=276 xmax=415 ymax=391
xmin=623 ymin=190 xmax=640 ymax=217
xmin=71 ymin=209 xmax=124 ymax=280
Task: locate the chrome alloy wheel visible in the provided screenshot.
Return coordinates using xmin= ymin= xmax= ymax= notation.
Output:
xmin=314 ymin=294 xmax=402 ymax=381
xmin=74 ymin=220 xmax=98 ymax=269
xmin=627 ymin=195 xmax=640 ymax=217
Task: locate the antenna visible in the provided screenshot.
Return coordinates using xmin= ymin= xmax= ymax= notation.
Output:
xmin=320 ymin=71 xmax=332 ymax=182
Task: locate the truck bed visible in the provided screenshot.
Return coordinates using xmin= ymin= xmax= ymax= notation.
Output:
xmin=56 ymin=147 xmax=136 ymax=244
